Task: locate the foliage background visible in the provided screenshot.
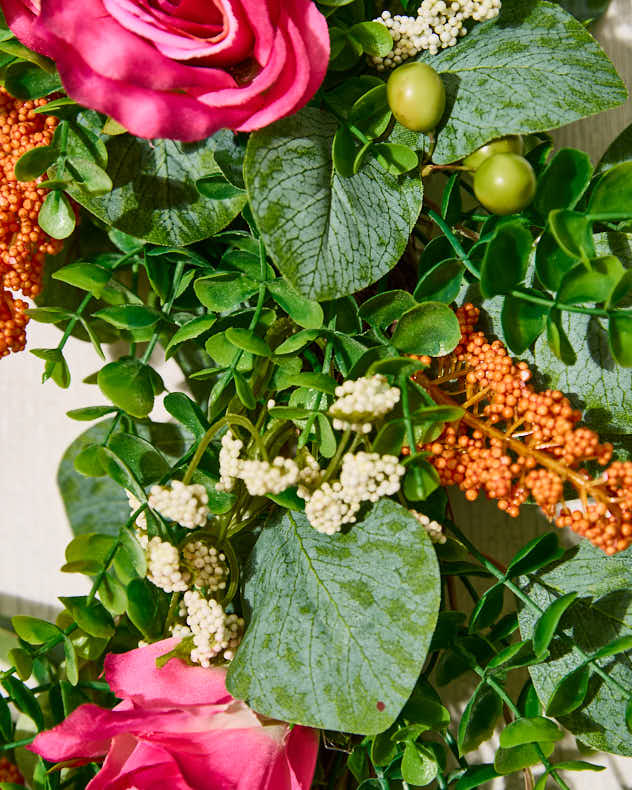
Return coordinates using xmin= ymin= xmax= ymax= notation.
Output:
xmin=0 ymin=0 xmax=631 ymax=786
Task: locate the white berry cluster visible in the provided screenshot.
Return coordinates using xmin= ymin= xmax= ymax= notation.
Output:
xmin=183 ymin=590 xmax=244 ymax=666
xmin=217 ymin=430 xmax=244 ymax=492
xmin=145 ymin=536 xmax=191 ymax=593
xmin=302 ymin=453 xmax=405 ymax=535
xmin=371 ymin=0 xmax=501 ymax=69
xmin=148 ymin=481 xmax=209 ymax=529
xmin=340 ymin=453 xmax=406 ymax=502
xmin=297 ymin=453 xmax=323 ymax=500
xmin=239 ymin=457 xmax=299 ymax=496
xmin=328 ymin=375 xmax=400 ymax=434
xmin=216 ymin=430 xmax=300 ymax=498
xmin=182 ymin=540 xmax=228 ymax=592
xmin=412 ymin=510 xmax=447 ymax=544
xmin=304 ymin=482 xmax=361 ymax=536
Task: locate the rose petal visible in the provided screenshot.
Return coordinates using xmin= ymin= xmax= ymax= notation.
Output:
xmin=29 ymin=704 xmax=195 ymax=763
xmin=87 ymin=735 xmax=195 ymax=790
xmin=104 ymin=0 xmax=254 ymax=64
xmin=105 ymin=638 xmax=234 ymax=708
xmin=37 ymin=0 xmax=235 ymax=92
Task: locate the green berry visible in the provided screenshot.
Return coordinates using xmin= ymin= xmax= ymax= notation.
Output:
xmin=386 ymin=62 xmax=446 ymax=133
xmin=473 ymin=153 xmax=536 ymax=215
xmin=463 ymin=135 xmax=524 ymax=171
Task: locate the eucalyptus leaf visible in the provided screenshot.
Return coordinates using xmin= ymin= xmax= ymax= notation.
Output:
xmin=244 ymin=108 xmax=422 ymax=300
xmin=227 ymin=500 xmax=440 ymax=733
xmin=412 ymin=0 xmax=626 ymax=164
xmin=68 ymin=136 xmax=246 ymax=245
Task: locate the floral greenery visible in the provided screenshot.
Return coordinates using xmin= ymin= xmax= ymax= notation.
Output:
xmin=0 ymin=0 xmax=631 ymax=788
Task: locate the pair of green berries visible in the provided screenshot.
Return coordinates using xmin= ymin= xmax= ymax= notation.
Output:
xmin=386 ymin=61 xmax=536 ymax=215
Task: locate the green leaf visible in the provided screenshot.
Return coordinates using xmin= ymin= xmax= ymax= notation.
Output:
xmin=558 ymin=256 xmax=625 ymax=305
xmin=287 ymin=372 xmax=338 ymax=394
xmin=274 ymin=329 xmax=323 ymax=355
xmin=98 ymin=358 xmax=155 ymax=418
xmin=244 ymin=108 xmax=422 ymax=300
xmin=591 ymin=635 xmax=632 ymax=661
xmin=402 ymin=461 xmax=440 ymax=502
xmin=0 ymin=694 xmax=11 ymax=742
xmin=69 ymin=135 xmax=246 ymax=245
xmin=52 ymin=262 xmax=111 ymax=296
xmin=4 ymin=61 xmax=61 ymax=99
xmin=458 ymin=685 xmax=503 ymax=754
xmin=373 ymin=143 xmax=418 ymax=175
xmin=609 ymin=312 xmax=632 ymax=367
xmin=14 ymin=145 xmax=57 ymax=181
xmin=93 ymin=305 xmax=160 ymax=331
xmin=194 ymin=273 xmax=258 ymax=312
xmin=266 ymin=279 xmax=323 ymax=329
xmin=494 ymin=742 xmax=555 ymax=774
xmin=359 ymin=290 xmax=417 ymax=329
xmin=554 ymin=760 xmax=606 ymax=772
xmin=535 ymin=148 xmax=593 ymax=215
xmin=392 ymin=302 xmax=461 ymax=356
xmin=414 ymin=259 xmax=464 ymax=304
xmin=165 ymin=315 xmax=216 ymax=358
xmin=480 ymin=221 xmax=532 ymax=297
xmin=349 ymin=84 xmax=390 ymax=138
xmin=549 ymin=210 xmax=595 ymax=261
xmin=196 ymin=173 xmax=245 ymax=200
xmin=349 ymin=22 xmax=393 ymax=57
xmin=66 ymin=407 xmax=118 ymax=427
xmin=507 ymin=533 xmax=563 ymax=578
xmin=1 ymin=676 xmax=44 ymax=730
xmin=499 ymin=717 xmax=563 ymax=748
xmin=59 ymin=596 xmax=115 ymax=639
xmin=533 ymin=593 xmax=578 ymax=656
xmin=227 ymin=500 xmax=440 ymax=733
xmin=501 ymin=295 xmax=548 ymax=354
xmin=454 ymin=764 xmax=500 ymax=790
xmin=596 ymin=120 xmax=632 ymax=177
xmin=545 ymin=308 xmax=576 ymax=365
xmin=225 ymin=327 xmax=271 ymax=357
xmin=11 ymin=616 xmax=61 ymax=645
xmin=413 ymin=0 xmax=626 ymax=164
xmin=38 ymin=190 xmax=76 ymax=240
xmin=469 ymin=584 xmax=504 ymax=632
xmin=332 ymin=125 xmax=356 ymax=178
xmin=63 ymin=636 xmax=79 ymax=686
xmin=546 ymin=664 xmax=590 ymax=716
xmin=163 ymin=392 xmax=208 ymax=440
xmin=233 ymin=370 xmax=256 ymax=409
xmin=517 ymin=540 xmax=632 ymax=754
xmin=126 ymin=578 xmax=162 ymax=640
xmin=8 ymin=648 xmax=33 ymax=681
xmin=401 ymin=742 xmax=438 ymax=786
xmin=588 ymin=161 xmax=632 ymax=219
xmin=535 ymin=226 xmax=578 ymax=291
xmin=68 ymin=157 xmax=113 ymax=195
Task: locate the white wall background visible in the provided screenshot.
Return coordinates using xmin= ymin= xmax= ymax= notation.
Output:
xmin=1 ymin=1 xmax=631 ymax=785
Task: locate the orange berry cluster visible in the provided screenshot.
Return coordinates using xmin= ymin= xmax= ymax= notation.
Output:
xmin=0 ymin=87 xmax=61 ymax=358
xmin=416 ymin=304 xmax=632 ymax=555
xmin=0 ymin=756 xmax=24 ymax=784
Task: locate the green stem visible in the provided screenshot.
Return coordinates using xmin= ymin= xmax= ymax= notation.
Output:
xmin=57 ymin=293 xmax=91 ymax=353
xmin=0 ymin=735 xmax=36 ymax=751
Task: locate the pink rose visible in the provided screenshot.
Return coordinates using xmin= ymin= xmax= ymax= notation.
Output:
xmin=1 ymin=0 xmax=329 ymax=141
xmin=30 ymin=639 xmax=319 ymax=790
